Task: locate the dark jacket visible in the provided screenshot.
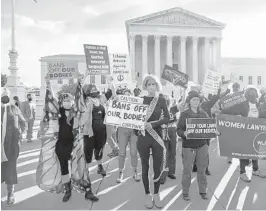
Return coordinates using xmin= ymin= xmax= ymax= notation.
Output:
xmin=258 ymin=93 xmax=266 ymax=118
xmin=177 ymin=108 xmax=209 ymax=149
xmin=220 ymin=100 xmax=249 ymax=117
xmin=201 ymin=94 xmax=220 ymax=117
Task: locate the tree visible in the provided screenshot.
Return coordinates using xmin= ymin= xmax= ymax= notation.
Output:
xmin=57 ymin=82 xmax=78 ymax=97
xmin=1 ymin=74 xmax=7 ymax=87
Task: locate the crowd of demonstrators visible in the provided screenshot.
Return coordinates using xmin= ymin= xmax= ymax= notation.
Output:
xmin=1 ymin=88 xmax=27 ymax=205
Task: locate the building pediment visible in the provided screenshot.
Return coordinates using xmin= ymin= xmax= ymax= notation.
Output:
xmin=126 ymin=7 xmax=225 ymax=28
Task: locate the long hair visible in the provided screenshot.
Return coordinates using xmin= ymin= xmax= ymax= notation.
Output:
xmin=142 ymin=75 xmax=162 ymax=92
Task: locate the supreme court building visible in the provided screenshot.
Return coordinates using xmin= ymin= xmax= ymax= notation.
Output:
xmin=125 ymin=7 xmax=225 ymax=85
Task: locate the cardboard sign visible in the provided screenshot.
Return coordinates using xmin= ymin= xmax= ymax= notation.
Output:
xmin=104 ymin=95 xmax=148 ymax=130
xmin=186 ymin=118 xmax=217 ymax=139
xmin=84 ymin=44 xmax=110 ymax=75
xmin=217 ymin=114 xmax=266 ymax=160
xmin=45 ymin=61 xmax=81 ymax=80
xmin=109 ymin=53 xmax=132 ymax=85
xmin=161 ymin=65 xmax=189 ymax=88
xmin=202 ymin=70 xmax=222 ymax=95
xmin=220 ymin=91 xmax=246 ymax=110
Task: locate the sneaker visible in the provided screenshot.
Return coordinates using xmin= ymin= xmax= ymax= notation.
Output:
xmin=97 ymin=164 xmax=106 ymax=177
xmin=145 ymin=194 xmax=154 ymax=209
xmin=107 ymin=149 xmax=119 ymax=158
xmin=205 ymin=168 xmax=211 ymax=176
xmin=117 ymin=171 xmax=123 ymax=183
xmin=168 ymin=174 xmax=176 ymax=180
xmin=182 ymin=193 xmax=190 ymax=201
xmin=253 ymin=170 xmax=266 ymax=178
xmin=240 ymin=173 xmax=251 ymax=182
xmin=200 ymin=193 xmax=208 ymax=200
xmin=227 ymin=157 xmax=232 ymax=164
xmin=133 ymin=170 xmax=140 ymax=182
xmin=192 ymin=165 xmax=197 ymax=172
xmin=153 ymin=193 xmax=163 ymax=208
xmin=7 ymin=193 xmax=15 ymax=206
xmin=85 ymin=189 xmax=99 ymax=202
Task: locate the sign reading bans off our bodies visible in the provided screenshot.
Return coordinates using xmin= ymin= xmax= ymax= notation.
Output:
xmin=186 ymin=118 xmax=217 ymax=139
xmin=84 ymin=44 xmax=110 ymax=75
xmin=217 ymin=114 xmax=266 ymax=160
xmin=45 ymin=61 xmax=81 ymax=80
xmin=104 ymin=95 xmax=148 ymax=130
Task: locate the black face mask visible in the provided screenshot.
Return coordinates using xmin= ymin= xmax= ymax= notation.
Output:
xmin=15 ymin=102 xmax=19 ymax=107
xmin=1 ymin=96 xmax=10 ymax=104
xmin=28 ymin=98 xmax=32 ymax=101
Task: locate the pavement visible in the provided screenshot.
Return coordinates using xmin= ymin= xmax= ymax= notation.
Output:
xmin=1 ymin=121 xmax=266 ymax=210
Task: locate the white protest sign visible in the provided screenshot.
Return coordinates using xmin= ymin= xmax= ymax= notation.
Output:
xmin=202 ymin=70 xmax=222 ymax=95
xmin=109 ymin=53 xmax=132 ymax=85
xmin=104 ymin=95 xmax=148 ymax=130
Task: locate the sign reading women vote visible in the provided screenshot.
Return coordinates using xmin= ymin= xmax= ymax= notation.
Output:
xmin=217 ymin=114 xmax=266 ymax=160
xmin=186 ymin=118 xmax=217 ymax=139
xmin=84 ymin=44 xmax=110 ymax=75
xmin=45 ymin=61 xmax=81 ymax=80
xmin=104 ymin=95 xmax=148 ymax=131
xmin=161 ymin=65 xmax=189 ymax=88
xmin=220 ymin=91 xmax=246 ymax=110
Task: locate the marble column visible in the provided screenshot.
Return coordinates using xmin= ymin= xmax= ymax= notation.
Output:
xmin=211 ymin=38 xmax=217 ymax=71
xmin=192 ymin=36 xmax=199 ymax=84
xmin=154 ymin=35 xmax=161 ymax=78
xmin=202 ymin=37 xmax=210 ymax=82
xmin=142 ymin=35 xmax=148 ymax=78
xmin=216 ymin=38 xmax=222 ymax=72
xmin=129 ymin=34 xmax=136 ymax=81
xmin=167 ymin=36 xmax=173 ymax=67
xmin=180 ymin=36 xmax=187 ymax=74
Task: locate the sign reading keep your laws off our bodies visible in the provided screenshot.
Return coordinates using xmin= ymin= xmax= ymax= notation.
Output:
xmin=186 ymin=118 xmax=217 ymax=139
xmin=45 ymin=61 xmax=81 ymax=80
xmin=104 ymin=95 xmax=148 ymax=131
xmin=84 ymin=44 xmax=110 ymax=75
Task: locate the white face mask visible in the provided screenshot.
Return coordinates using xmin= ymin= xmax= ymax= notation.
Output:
xmin=62 ymin=101 xmax=72 ymax=109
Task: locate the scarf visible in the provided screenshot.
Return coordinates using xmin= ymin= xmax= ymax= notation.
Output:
xmin=1 ymin=104 xmax=8 ymax=163
xmin=144 ymin=96 xmax=168 ymax=182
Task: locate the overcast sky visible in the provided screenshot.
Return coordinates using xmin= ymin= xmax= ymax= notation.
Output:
xmin=1 ymin=0 xmax=266 ymax=87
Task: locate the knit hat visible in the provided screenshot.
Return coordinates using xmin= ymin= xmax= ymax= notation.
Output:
xmin=260 ymin=86 xmax=266 ymax=95
xmin=186 ymin=91 xmax=200 ymax=103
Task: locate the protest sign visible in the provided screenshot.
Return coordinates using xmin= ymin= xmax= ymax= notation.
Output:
xmin=104 ymin=95 xmax=148 ymax=130
xmin=220 ymin=91 xmax=246 ymax=110
xmin=84 ymin=44 xmax=110 ymax=75
xmin=186 ymin=118 xmax=217 ymax=139
xmin=202 ymin=70 xmax=222 ymax=95
xmin=109 ymin=53 xmax=132 ymax=85
xmin=161 ymin=65 xmax=189 ymax=88
xmin=217 ymin=114 xmax=266 ymax=160
xmin=45 ymin=61 xmax=81 ymax=80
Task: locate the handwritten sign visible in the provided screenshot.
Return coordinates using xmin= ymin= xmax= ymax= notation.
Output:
xmin=84 ymin=44 xmax=110 ymax=75
xmin=109 ymin=53 xmax=132 ymax=85
xmin=45 ymin=61 xmax=81 ymax=80
xmin=186 ymin=118 xmax=217 ymax=139
xmin=161 ymin=65 xmax=189 ymax=88
xmin=104 ymin=95 xmax=148 ymax=130
xmin=220 ymin=91 xmax=246 ymax=110
xmin=217 ymin=114 xmax=266 ymax=160
xmin=202 ymin=70 xmax=222 ymax=95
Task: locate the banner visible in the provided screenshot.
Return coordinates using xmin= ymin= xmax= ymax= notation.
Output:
xmin=84 ymin=44 xmax=110 ymax=75
xmin=220 ymin=91 xmax=246 ymax=110
xmin=109 ymin=53 xmax=132 ymax=85
xmin=45 ymin=61 xmax=81 ymax=80
xmin=104 ymin=95 xmax=148 ymax=130
xmin=161 ymin=65 xmax=189 ymax=88
xmin=217 ymin=114 xmax=266 ymax=160
xmin=186 ymin=118 xmax=217 ymax=139
xmin=202 ymin=70 xmax=222 ymax=95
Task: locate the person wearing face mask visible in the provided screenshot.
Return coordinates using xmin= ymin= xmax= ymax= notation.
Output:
xmin=21 ymin=93 xmax=36 ymax=143
xmin=1 ymin=88 xmax=27 ymax=205
xmin=177 ymin=91 xmax=216 ymax=201
xmin=82 ymin=75 xmax=116 ymax=201
xmin=135 ymin=75 xmax=170 ymax=209
xmin=13 ymin=96 xmax=20 ymax=108
xmin=54 ymin=93 xmax=76 ymax=202
xmin=115 ymin=88 xmax=140 ymax=183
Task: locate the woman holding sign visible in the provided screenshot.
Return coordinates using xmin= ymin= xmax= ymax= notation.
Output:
xmin=136 ymin=75 xmax=170 ymax=209
xmin=177 ymin=91 xmax=213 ymax=201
